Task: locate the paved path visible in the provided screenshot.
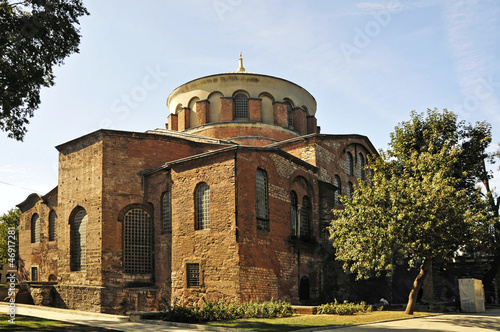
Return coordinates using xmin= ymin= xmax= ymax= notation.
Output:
xmin=1 ymin=303 xmax=207 ymax=331
xmin=324 ymin=308 xmax=500 ymax=332
xmin=2 ymin=303 xmax=500 ymax=331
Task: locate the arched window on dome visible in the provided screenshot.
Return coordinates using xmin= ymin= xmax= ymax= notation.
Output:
xmin=233 ymin=93 xmax=249 ymax=119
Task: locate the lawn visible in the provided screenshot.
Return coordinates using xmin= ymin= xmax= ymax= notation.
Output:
xmin=205 ymin=311 xmax=438 ymax=332
xmin=0 ymin=314 xmax=120 ymax=331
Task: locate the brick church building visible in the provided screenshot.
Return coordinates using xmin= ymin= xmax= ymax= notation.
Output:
xmin=17 ymin=57 xmax=377 ymax=314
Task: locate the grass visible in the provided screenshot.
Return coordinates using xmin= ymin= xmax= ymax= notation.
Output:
xmin=0 ymin=314 xmax=120 ymax=331
xmin=205 ymin=311 xmax=438 ymax=332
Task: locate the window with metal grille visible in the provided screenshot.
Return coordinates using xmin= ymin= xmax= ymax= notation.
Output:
xmin=71 ymin=209 xmax=87 ymax=271
xmin=347 ymin=182 xmax=354 ymax=199
xmin=358 ymin=153 xmax=365 ymax=179
xmin=285 ymin=101 xmax=293 ymax=128
xmin=195 ymin=183 xmax=210 ymax=230
xmin=49 ymin=210 xmax=56 ymax=241
xmin=162 ymin=192 xmax=172 ymax=234
xmin=186 ymin=263 xmax=200 ymax=288
xmin=31 ymin=266 xmax=38 ymax=281
xmin=31 ymin=214 xmax=40 ymax=243
xmin=256 ymin=168 xmax=269 ymax=230
xmin=124 ymin=208 xmax=152 ymax=273
xmin=334 ymin=175 xmax=341 ymax=204
xmin=299 ymin=196 xmax=311 ymax=239
xmin=346 ymin=152 xmax=353 ymax=176
xmin=233 ymin=94 xmax=249 ymax=119
xmin=290 ymin=191 xmax=298 ymax=236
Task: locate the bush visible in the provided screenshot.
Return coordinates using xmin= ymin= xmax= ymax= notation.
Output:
xmin=160 ymin=298 xmax=294 ymax=323
xmin=315 ymin=299 xmax=376 ymax=315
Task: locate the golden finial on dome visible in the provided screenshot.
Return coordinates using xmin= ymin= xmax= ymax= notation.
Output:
xmin=237 ymin=52 xmax=246 ymax=72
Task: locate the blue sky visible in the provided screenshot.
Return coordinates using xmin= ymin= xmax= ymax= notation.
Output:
xmin=1 ymin=0 xmax=500 ymax=215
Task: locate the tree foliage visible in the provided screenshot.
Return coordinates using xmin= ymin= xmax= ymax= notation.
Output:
xmin=0 ymin=0 xmax=89 ymax=140
xmin=0 ymin=208 xmax=20 ymax=266
xmin=329 ymin=108 xmax=495 ymax=314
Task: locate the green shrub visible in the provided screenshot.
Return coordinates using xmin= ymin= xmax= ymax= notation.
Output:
xmin=160 ymin=297 xmax=293 ymax=323
xmin=315 ymin=299 xmax=376 ymax=315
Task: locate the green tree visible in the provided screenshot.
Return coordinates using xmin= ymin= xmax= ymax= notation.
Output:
xmin=0 ymin=208 xmax=20 ymax=267
xmin=0 ymin=0 xmax=89 ymax=140
xmin=389 ymin=108 xmax=500 ymax=298
xmin=330 ymin=109 xmax=494 ymax=314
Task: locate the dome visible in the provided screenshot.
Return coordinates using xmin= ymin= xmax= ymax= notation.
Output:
xmin=165 ymin=57 xmax=318 ymax=146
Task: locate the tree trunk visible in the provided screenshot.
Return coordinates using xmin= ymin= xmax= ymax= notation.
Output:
xmin=405 ymin=259 xmax=432 ymax=315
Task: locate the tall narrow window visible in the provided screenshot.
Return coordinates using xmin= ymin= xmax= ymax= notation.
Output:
xmin=347 ymin=182 xmax=354 ymax=199
xmin=234 ymin=94 xmax=249 ymax=119
xmin=346 ymin=152 xmax=353 ymax=176
xmin=299 ymin=196 xmax=311 ymax=239
xmin=285 ymin=101 xmax=293 ymax=129
xmin=31 ymin=266 xmax=38 ymax=281
xmin=71 ymin=209 xmax=87 ymax=271
xmin=195 ymin=183 xmax=210 ymax=230
xmin=162 ymin=191 xmax=172 ymax=234
xmin=49 ymin=210 xmax=56 ymax=241
xmin=186 ymin=263 xmax=200 ymax=288
xmin=124 ymin=208 xmax=152 ymax=273
xmin=358 ymin=153 xmax=365 ymax=179
xmin=334 ymin=175 xmax=341 ymax=204
xmin=31 ymin=214 xmax=40 ymax=243
xmin=256 ymin=168 xmax=269 ymax=230
xmin=290 ymin=191 xmax=298 ymax=236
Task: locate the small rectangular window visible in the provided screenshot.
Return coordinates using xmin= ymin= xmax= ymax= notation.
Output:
xmin=186 ymin=263 xmax=200 ymax=288
xmin=31 ymin=266 xmax=38 ymax=281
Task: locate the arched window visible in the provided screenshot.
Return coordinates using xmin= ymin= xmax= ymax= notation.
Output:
xmin=299 ymin=196 xmax=311 ymax=239
xmin=346 ymin=152 xmax=353 ymax=176
xmin=284 ymin=100 xmax=293 ymax=129
xmin=256 ymin=168 xmax=269 ymax=230
xmin=162 ymin=191 xmax=172 ymax=234
xmin=195 ymin=183 xmax=210 ymax=230
xmin=290 ymin=191 xmax=298 ymax=236
xmin=71 ymin=209 xmax=87 ymax=271
xmin=124 ymin=208 xmax=152 ymax=273
xmin=49 ymin=210 xmax=56 ymax=241
xmin=31 ymin=213 xmax=40 ymax=243
xmin=358 ymin=153 xmax=365 ymax=179
xmin=347 ymin=182 xmax=354 ymax=199
xmin=334 ymin=175 xmax=341 ymax=204
xmin=233 ymin=93 xmax=249 ymax=119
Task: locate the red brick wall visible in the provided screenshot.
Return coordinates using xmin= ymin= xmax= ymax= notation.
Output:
xmin=167 ymin=114 xmax=178 ymax=131
xmin=188 ymin=124 xmax=298 ymax=145
xmin=273 ymin=102 xmax=288 ymax=128
xmin=220 ymin=97 xmax=233 ymax=122
xmin=168 ymin=153 xmax=239 ymax=304
xmin=178 ymin=108 xmax=190 ymax=131
xmin=307 ymin=116 xmax=318 ymax=134
xmin=196 ymin=100 xmax=209 ymax=126
xmin=235 ymin=150 xmax=321 ymax=303
xmin=293 ymin=108 xmax=307 ymax=135
xmin=249 ymin=98 xmax=262 ymax=122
